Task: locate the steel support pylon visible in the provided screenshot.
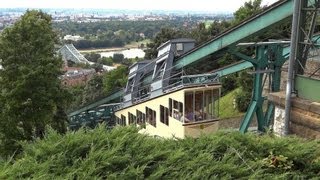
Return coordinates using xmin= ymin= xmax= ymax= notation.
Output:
xmin=229 ymin=42 xmax=287 ymax=133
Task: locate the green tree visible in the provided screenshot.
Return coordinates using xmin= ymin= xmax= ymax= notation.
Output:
xmin=98 ymin=57 xmax=113 ymax=66
xmin=66 ymin=85 xmax=85 ymax=112
xmin=52 ymin=106 xmax=69 ymax=134
xmin=230 ymin=0 xmax=264 ymax=111
xmin=103 ymin=66 xmax=128 ymax=94
xmin=235 ymin=71 xmax=254 ymax=112
xmin=0 ymin=10 xmax=69 ymax=156
xmin=190 ymin=22 xmax=209 ymax=45
xmin=82 ymin=75 xmax=104 ymax=104
xmin=233 ymin=0 xmax=289 ymax=41
xmin=113 ymin=53 xmax=124 ymax=63
xmin=84 ymin=52 xmax=101 ymax=63
xmin=90 ymin=63 xmax=104 ymax=73
xmin=233 ymin=0 xmax=263 ymax=24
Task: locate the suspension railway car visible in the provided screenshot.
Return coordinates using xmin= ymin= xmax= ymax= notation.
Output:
xmin=115 ymin=39 xmax=221 ymax=138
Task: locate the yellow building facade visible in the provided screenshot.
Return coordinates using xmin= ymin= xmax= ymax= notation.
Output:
xmin=115 ymin=85 xmax=221 ymax=138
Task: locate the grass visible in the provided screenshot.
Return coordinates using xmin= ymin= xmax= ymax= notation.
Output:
xmin=218 ymin=88 xmax=243 ymax=118
xmin=0 ymin=126 xmax=320 ymax=179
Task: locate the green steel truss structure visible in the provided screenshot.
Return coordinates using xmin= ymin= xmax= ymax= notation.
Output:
xmin=68 ymin=0 xmax=320 ymax=131
xmin=229 ymin=43 xmax=288 ymax=132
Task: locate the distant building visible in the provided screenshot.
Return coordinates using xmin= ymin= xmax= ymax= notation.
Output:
xmin=58 ymin=44 xmax=94 ymax=87
xmin=62 ymin=67 xmax=95 ymax=87
xmin=58 ymin=44 xmax=92 ymax=65
xmin=58 ymin=44 xmax=116 ymax=86
xmin=63 ymin=35 xmax=84 ymax=41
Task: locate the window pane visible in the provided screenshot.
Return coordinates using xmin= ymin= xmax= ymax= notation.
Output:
xmin=169 ymin=98 xmax=172 ymax=117
xmin=195 ymin=91 xmax=203 ymax=121
xmin=136 ymin=110 xmax=141 ymax=124
xmin=173 ymin=100 xmax=178 ymax=109
xmin=145 ymin=107 xmax=149 ymax=122
xmin=184 ymin=92 xmax=194 ymax=122
xmin=152 ymin=110 xmax=156 ymax=127
xmin=165 ymin=107 xmax=169 ymax=125
xmin=121 ymin=115 xmax=126 ymax=126
xmin=204 ymin=90 xmax=213 ymax=120
xmin=160 ymin=105 xmax=164 ymax=123
xmin=179 ymin=102 xmax=183 ymax=113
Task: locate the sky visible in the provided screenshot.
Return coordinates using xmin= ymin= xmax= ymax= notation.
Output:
xmin=0 ymin=0 xmax=279 ymax=13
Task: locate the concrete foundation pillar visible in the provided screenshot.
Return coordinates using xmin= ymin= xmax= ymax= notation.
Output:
xmin=273 ymin=106 xmax=286 ymax=136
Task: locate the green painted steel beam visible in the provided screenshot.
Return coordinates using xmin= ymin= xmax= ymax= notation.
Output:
xmin=239 ymin=101 xmax=258 ymax=133
xmin=213 ymin=45 xmax=291 ymax=78
xmin=174 ymin=0 xmax=294 ymax=69
xmin=232 ymin=44 xmax=287 ymax=133
xmin=68 ymin=90 xmax=123 ymax=117
xmin=213 ymin=61 xmax=253 ymax=77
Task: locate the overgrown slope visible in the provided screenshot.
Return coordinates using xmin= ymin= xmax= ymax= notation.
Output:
xmin=218 ymin=88 xmax=243 ymax=118
xmin=0 ymin=126 xmax=319 ymax=179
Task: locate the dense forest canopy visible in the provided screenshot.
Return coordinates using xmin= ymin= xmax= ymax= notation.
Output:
xmin=53 ymin=20 xmax=194 ymax=38
xmin=54 ymin=19 xmax=199 ymax=49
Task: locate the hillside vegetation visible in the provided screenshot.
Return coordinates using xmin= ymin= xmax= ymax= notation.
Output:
xmin=0 ymin=126 xmax=319 ymax=179
xmin=218 ymin=88 xmax=243 ymax=118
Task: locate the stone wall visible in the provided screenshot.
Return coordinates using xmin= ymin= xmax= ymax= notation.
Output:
xmin=219 ymin=115 xmax=257 ymax=130
xmin=268 ymin=92 xmax=320 ymax=138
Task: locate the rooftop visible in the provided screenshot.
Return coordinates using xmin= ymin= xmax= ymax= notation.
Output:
xmin=157 ymin=38 xmax=196 ymax=50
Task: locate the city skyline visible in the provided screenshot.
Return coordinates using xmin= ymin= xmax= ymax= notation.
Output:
xmin=0 ymin=0 xmax=279 ymax=13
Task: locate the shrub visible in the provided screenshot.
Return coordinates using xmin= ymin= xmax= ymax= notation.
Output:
xmin=220 ymin=74 xmax=238 ymax=96
xmin=113 ymin=53 xmax=124 ymax=63
xmin=0 ymin=126 xmax=320 ymax=179
xmin=235 ymin=90 xmax=252 ymax=112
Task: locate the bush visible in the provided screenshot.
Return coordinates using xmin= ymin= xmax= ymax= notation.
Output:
xmin=235 ymin=90 xmax=252 ymax=112
xmin=235 ymin=70 xmax=253 ymax=112
xmin=237 ymin=70 xmax=253 ymax=92
xmin=98 ymin=57 xmax=114 ymax=66
xmin=1 ymin=126 xmax=320 ymax=179
xmin=84 ymin=53 xmax=101 ymax=63
xmin=113 ymin=53 xmax=124 ymax=63
xmin=221 ymin=74 xmax=238 ymax=96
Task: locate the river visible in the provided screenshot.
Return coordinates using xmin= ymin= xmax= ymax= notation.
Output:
xmin=100 ymin=48 xmax=145 ymax=59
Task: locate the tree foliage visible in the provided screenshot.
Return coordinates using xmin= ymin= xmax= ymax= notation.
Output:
xmin=233 ymin=0 xmax=290 ymax=41
xmin=235 ymin=71 xmax=254 ymax=112
xmin=233 ymin=0 xmax=264 ymax=24
xmin=103 ymin=66 xmax=128 ymax=94
xmin=66 ymin=65 xmax=131 ymax=113
xmin=82 ymin=75 xmax=104 ymax=104
xmin=54 ymin=19 xmax=198 ymax=49
xmin=112 ymin=53 xmax=125 ymax=63
xmin=84 ymin=52 xmax=101 ymax=63
xmin=190 ymin=21 xmax=231 ymax=45
xmin=0 ymin=10 xmax=70 ymax=157
xmin=98 ymin=57 xmax=114 ymax=66
xmin=144 ymin=22 xmax=232 ymax=60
